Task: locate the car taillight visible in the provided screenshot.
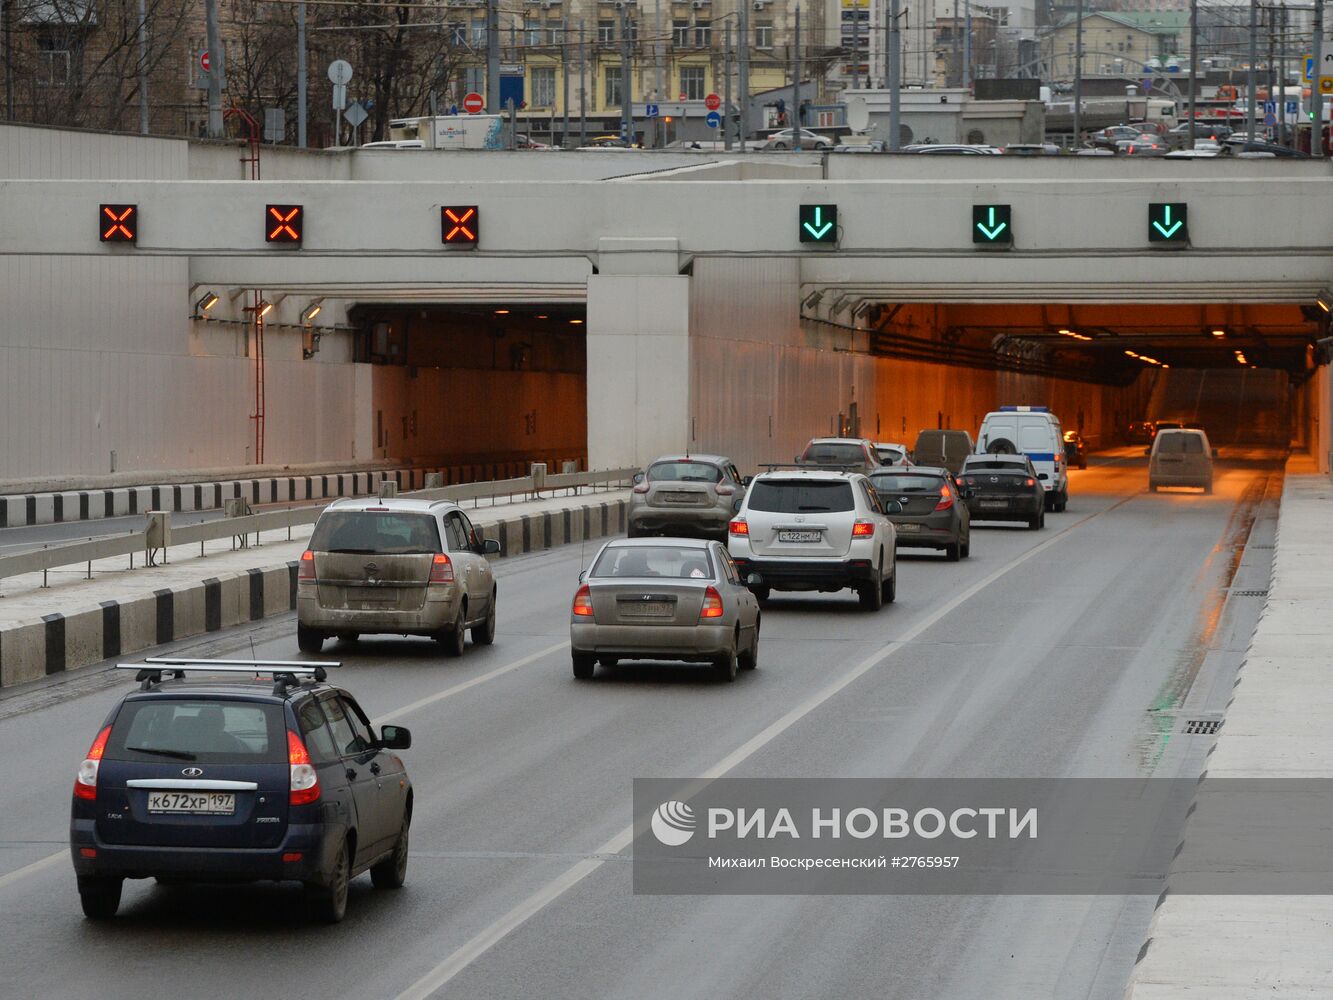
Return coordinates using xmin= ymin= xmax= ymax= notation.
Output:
xmin=934 ymin=484 xmax=954 ymax=511
xmin=298 ymin=549 xmax=316 ymax=581
xmin=700 ymin=586 xmax=724 ymax=619
xmin=428 ymin=553 xmax=454 ymax=584
xmin=1025 ymin=478 xmax=1036 ymax=487
xmin=715 ymin=483 xmax=735 ymax=496
xmin=74 ymin=725 xmax=112 ymax=801
xmin=729 ymin=519 xmax=749 ymax=536
xmin=632 ymin=481 xmax=650 ymax=494
xmin=572 ymin=584 xmax=594 ymax=616
xmin=288 ymin=730 xmax=321 ymax=806
xmin=852 ymin=521 xmax=875 ymax=537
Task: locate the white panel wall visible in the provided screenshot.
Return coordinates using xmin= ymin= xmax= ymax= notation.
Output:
xmin=0 ymin=123 xmax=187 ymax=179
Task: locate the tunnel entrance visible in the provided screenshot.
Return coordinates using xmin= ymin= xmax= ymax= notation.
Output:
xmin=347 ymin=301 xmax=587 ymax=475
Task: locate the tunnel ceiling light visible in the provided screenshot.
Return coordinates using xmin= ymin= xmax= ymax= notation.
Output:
xmin=300 ymin=301 xmax=323 ymax=324
xmin=494 ymin=309 xmax=510 ymax=315
xmin=1211 ymin=329 xmax=1226 ymax=338
xmin=1124 ymin=350 xmax=1139 ymax=358
xmin=195 ymin=290 xmax=220 ymax=314
xmin=569 ymin=318 xmax=584 ymax=325
xmin=1318 ymin=289 xmax=1333 ymax=314
xmin=535 ymin=314 xmax=549 ymax=320
xmin=255 ymin=300 xmax=274 ymax=319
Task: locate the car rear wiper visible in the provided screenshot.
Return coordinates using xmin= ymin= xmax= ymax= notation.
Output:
xmin=126 ymin=746 xmax=197 ymax=760
xmin=796 ymin=505 xmax=832 ymax=512
xmin=325 ymin=548 xmax=377 ymax=554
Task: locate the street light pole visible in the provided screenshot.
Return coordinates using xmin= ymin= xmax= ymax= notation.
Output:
xmin=137 ymin=0 xmax=148 ymax=134
xmin=1072 ymin=0 xmax=1084 ymax=147
xmin=297 ymin=1 xmax=307 ymax=146
xmin=888 ymin=0 xmax=901 ymax=148
xmin=204 ymin=0 xmax=222 ymax=137
xmin=486 ymin=0 xmax=500 ymax=113
xmin=738 ymin=0 xmax=750 ymax=150
xmin=1314 ymin=0 xmax=1326 ymax=156
xmin=724 ymin=20 xmax=733 ymax=150
xmin=1247 ymin=0 xmax=1257 ymax=141
xmin=1187 ymin=0 xmax=1197 ymax=149
xmin=792 ymin=4 xmax=801 ymax=151
xmin=620 ymin=4 xmax=633 ymax=145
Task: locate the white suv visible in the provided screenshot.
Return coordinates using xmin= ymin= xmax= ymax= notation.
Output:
xmin=728 ymin=470 xmax=897 ymax=610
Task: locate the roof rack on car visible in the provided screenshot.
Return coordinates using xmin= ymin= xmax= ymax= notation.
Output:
xmin=119 ymin=657 xmax=341 ymax=694
xmin=757 ymin=463 xmax=864 ymax=471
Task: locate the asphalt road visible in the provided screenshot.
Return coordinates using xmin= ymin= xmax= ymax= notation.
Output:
xmin=0 ymin=450 xmax=1280 ymax=1000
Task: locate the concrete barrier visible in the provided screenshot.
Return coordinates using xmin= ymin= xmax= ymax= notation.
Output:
xmin=0 ymin=497 xmax=627 ymax=689
xmin=0 ymin=458 xmax=586 ymax=529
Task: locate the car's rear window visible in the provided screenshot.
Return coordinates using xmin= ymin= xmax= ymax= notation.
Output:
xmin=869 ymin=474 xmax=944 ymax=493
xmin=964 ymin=461 xmax=1029 ymax=474
xmin=801 ymin=444 xmax=867 ymax=466
xmin=1157 ymin=433 xmax=1205 ymax=454
xmin=876 ymin=448 xmax=906 ymax=463
xmin=748 ymin=480 xmax=855 ymax=513
xmin=106 ymin=698 xmax=285 ymax=764
xmin=591 ymin=545 xmax=714 ymax=579
xmin=310 ymin=511 xmax=442 ymax=554
xmin=648 ymin=461 xmax=722 ymax=483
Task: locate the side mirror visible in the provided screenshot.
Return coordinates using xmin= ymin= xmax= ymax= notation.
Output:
xmin=578 ymin=569 xmax=588 ymax=583
xmin=746 ymin=572 xmax=764 ymax=588
xmin=883 ymin=500 xmax=904 ymax=514
xmin=378 ymin=725 xmax=412 ymax=750
xmin=742 ymin=475 xmax=754 ymax=486
xmin=632 ymin=471 xmax=646 ymax=485
xmin=794 ymin=455 xmax=802 ymax=464
xmin=480 ymin=538 xmax=501 ymax=555
xmin=1212 ymin=447 xmax=1219 ymax=459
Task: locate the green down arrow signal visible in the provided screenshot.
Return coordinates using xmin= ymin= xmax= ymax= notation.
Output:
xmin=803 ymin=206 xmax=833 ymax=240
xmin=1152 ymin=205 xmax=1182 ymax=238
xmin=976 ymin=206 xmax=1007 ymax=241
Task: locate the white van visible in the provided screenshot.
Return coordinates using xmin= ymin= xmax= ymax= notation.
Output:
xmin=977 ymin=406 xmax=1068 ymax=511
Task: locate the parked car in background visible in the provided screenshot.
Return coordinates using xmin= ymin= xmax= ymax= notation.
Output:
xmin=868 ymin=466 xmax=971 ymax=561
xmin=1063 ymin=430 xmax=1088 ymax=470
xmin=570 ymin=538 xmax=760 ymax=682
xmin=1002 ymin=143 xmax=1063 ymax=155
xmin=763 ymin=129 xmax=833 ymax=150
xmin=1090 ymin=125 xmax=1148 ymax=150
xmin=960 ymin=454 xmax=1047 ymax=530
xmin=1118 ymin=137 xmax=1169 ymax=156
xmin=1127 ymin=421 xmax=1155 ymax=444
xmin=833 ymin=139 xmax=886 ymax=153
xmin=1221 ymin=137 xmax=1306 ymax=158
xmin=296 ymin=498 xmax=500 ymax=656
xmin=911 ymin=429 xmax=974 ymax=475
xmin=1148 ymin=428 xmax=1216 ymax=493
xmin=628 ymin=454 xmax=747 ymax=541
xmin=902 ymin=144 xmax=1002 ymax=154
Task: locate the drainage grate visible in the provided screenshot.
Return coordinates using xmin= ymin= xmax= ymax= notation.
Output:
xmin=1185 ymin=720 xmax=1222 ymax=735
xmin=1231 ymin=589 xmax=1269 ymax=597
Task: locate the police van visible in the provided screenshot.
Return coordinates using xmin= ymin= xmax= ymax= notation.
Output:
xmin=976 ymin=407 xmax=1068 ymax=512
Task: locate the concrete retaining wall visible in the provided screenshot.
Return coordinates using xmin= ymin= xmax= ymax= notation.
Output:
xmin=0 ymin=461 xmax=582 ymax=529
xmin=0 ymin=498 xmax=627 ymax=688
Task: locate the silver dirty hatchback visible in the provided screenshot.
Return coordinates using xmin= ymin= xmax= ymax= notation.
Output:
xmin=297 ymin=498 xmax=501 ymax=657
xmin=628 ymin=455 xmax=748 ymax=542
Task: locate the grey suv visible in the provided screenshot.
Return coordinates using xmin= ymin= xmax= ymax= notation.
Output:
xmin=628 ymin=455 xmax=747 ymax=541
xmin=297 ymin=498 xmax=501 ymax=656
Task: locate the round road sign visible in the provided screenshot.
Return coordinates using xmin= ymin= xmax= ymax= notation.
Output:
xmin=200 ymin=50 xmax=210 ymax=73
xmin=463 ymin=92 xmax=485 ymax=114
xmin=704 ymin=93 xmax=721 ymax=111
xmin=327 ymin=59 xmax=353 ymax=85
xmin=705 ymin=110 xmax=721 ymax=129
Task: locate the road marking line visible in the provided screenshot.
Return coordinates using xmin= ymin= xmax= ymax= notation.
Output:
xmin=392 ymin=504 xmax=1121 ymax=1000
xmin=0 ymin=851 xmax=65 ymax=891
xmin=375 ymin=640 xmax=569 ymax=725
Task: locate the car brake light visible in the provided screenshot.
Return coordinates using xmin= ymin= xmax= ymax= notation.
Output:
xmin=632 ymin=481 xmax=650 ymax=494
xmin=700 ymin=586 xmax=724 ymax=619
xmin=1025 ymin=478 xmax=1036 ymax=487
xmin=428 ymin=553 xmax=454 ymax=584
xmin=298 ymin=549 xmax=316 ymax=581
xmin=934 ymin=485 xmax=954 ymax=511
xmin=852 ymin=521 xmax=875 ymax=537
xmin=74 ymin=725 xmax=113 ymax=801
xmin=572 ymin=584 xmax=594 ymax=616
xmin=729 ymin=519 xmax=749 ymax=536
xmin=715 ymin=483 xmax=735 ymax=496
xmin=287 ymin=730 xmax=321 ymax=806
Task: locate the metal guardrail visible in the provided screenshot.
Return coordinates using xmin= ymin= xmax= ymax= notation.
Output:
xmin=0 ymin=466 xmax=636 ymax=591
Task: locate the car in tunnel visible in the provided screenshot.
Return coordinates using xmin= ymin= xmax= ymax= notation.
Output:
xmin=910 ymin=429 xmax=973 ymax=475
xmin=977 ymin=407 xmax=1068 ymax=512
xmin=867 ymin=466 xmax=971 ymax=561
xmin=1063 ymin=430 xmax=1089 ymax=469
xmin=1148 ymin=428 xmax=1216 ymax=493
xmin=728 ymin=469 xmax=897 ymax=610
xmin=798 ymin=437 xmax=883 ymax=474
xmin=874 ymin=442 xmax=912 ymax=466
xmin=960 ymin=454 xmax=1047 ymax=530
xmin=296 ymin=498 xmax=501 ymax=656
xmin=628 ymin=455 xmax=747 ymax=542
xmin=570 ymin=539 xmax=760 ymax=682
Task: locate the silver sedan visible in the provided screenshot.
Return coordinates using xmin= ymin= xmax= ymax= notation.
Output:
xmin=570 ymin=538 xmax=761 ymax=683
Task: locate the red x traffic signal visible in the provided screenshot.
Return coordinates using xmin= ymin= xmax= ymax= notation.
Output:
xmin=442 ymin=206 xmax=479 ymax=246
xmin=100 ymin=204 xmax=137 ymax=243
xmin=266 ymin=204 xmax=303 ymax=244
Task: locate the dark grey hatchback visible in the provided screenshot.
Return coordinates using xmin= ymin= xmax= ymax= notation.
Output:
xmin=70 ymin=659 xmax=412 ymax=924
xmin=868 ymin=466 xmax=971 ymax=561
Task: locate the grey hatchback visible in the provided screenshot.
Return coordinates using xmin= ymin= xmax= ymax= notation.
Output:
xmin=628 ymin=455 xmax=747 ymax=541
xmin=868 ymin=466 xmax=971 ymax=561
